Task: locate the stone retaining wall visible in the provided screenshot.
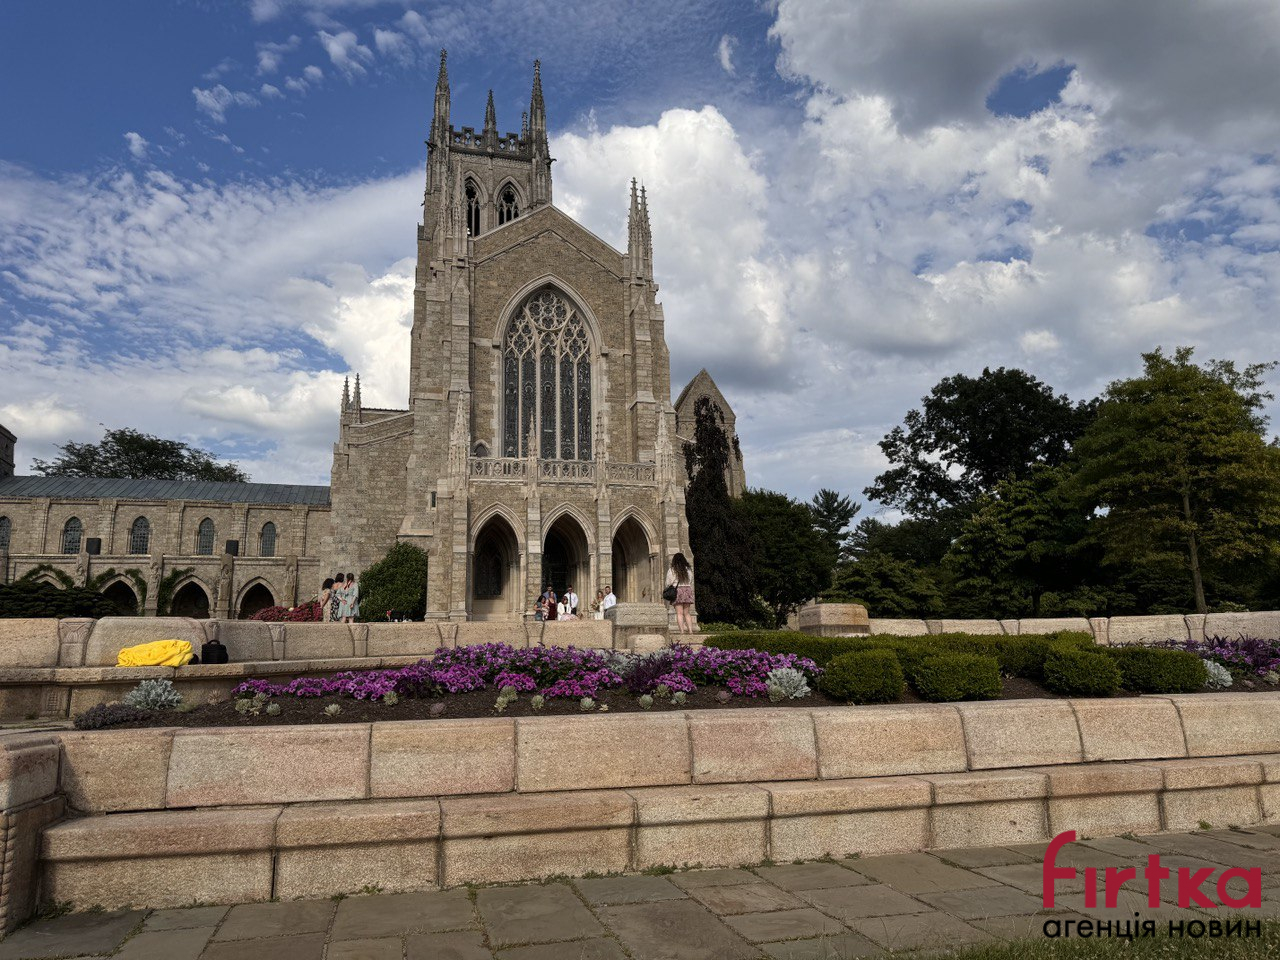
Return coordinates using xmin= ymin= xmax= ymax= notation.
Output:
xmin=0 ymin=735 xmax=63 ymax=934
xmin=8 ymin=694 xmax=1279 ymax=915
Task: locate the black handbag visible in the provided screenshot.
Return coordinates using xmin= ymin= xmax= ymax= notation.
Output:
xmin=662 ymin=584 xmax=678 ymax=603
xmin=201 ymin=640 xmax=229 ymax=664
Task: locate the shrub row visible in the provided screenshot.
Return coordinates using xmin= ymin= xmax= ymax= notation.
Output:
xmin=707 ymin=630 xmax=1208 ymax=703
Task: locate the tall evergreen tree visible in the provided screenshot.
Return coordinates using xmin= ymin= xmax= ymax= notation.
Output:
xmin=1072 ymin=347 xmax=1280 ymax=614
xmin=683 ymin=397 xmax=755 ymax=623
xmin=809 ymin=488 xmax=860 ymax=567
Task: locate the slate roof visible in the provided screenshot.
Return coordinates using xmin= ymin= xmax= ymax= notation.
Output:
xmin=0 ymin=475 xmax=331 ymax=506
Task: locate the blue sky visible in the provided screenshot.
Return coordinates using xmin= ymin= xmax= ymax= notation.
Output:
xmin=2 ymin=0 xmax=1279 ymax=507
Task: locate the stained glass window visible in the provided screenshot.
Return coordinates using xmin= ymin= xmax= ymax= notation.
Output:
xmin=196 ymin=518 xmax=215 ymax=556
xmin=260 ymin=522 xmax=277 ymax=558
xmin=501 ymin=287 xmax=593 ymax=460
xmin=61 ymin=517 xmax=82 ymax=554
xmin=129 ymin=517 xmax=150 ymax=554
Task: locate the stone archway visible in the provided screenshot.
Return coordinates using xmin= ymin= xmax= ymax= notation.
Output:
xmin=611 ymin=516 xmax=652 ymax=603
xmin=542 ymin=513 xmax=590 ymax=608
xmin=471 ymin=514 xmax=521 ymax=620
xmin=171 ymin=581 xmax=210 ymax=619
xmin=101 ymin=580 xmax=139 ymax=616
xmin=238 ymin=582 xmax=276 ymax=620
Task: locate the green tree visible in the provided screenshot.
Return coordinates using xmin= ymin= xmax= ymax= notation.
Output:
xmin=943 ymin=465 xmax=1093 ymax=617
xmin=1071 ymin=347 xmax=1280 ymax=614
xmin=742 ymin=488 xmax=833 ymax=627
xmin=866 ymin=367 xmax=1095 ymax=519
xmin=846 ymin=515 xmax=954 ymax=568
xmin=809 ymin=488 xmax=860 ymax=567
xmin=357 ymin=542 xmax=430 ymax=622
xmin=32 ymin=427 xmax=249 ymax=482
xmin=824 ymin=552 xmax=944 ymax=618
xmin=683 ymin=397 xmax=756 ymax=623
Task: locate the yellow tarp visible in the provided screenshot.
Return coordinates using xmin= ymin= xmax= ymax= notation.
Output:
xmin=116 ymin=639 xmax=194 ymax=667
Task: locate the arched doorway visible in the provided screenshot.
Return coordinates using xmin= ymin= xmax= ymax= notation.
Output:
xmin=471 ymin=515 xmax=521 ymax=620
xmin=102 ymin=580 xmax=139 ymax=616
xmin=238 ymin=582 xmax=275 ymax=620
xmin=542 ymin=513 xmax=590 ymax=605
xmin=171 ymin=581 xmax=210 ymax=619
xmin=611 ymin=516 xmax=652 ymax=602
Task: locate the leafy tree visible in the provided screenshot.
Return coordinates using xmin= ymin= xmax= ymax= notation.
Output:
xmin=358 ymin=542 xmax=430 ymax=622
xmin=683 ymin=397 xmax=756 ymax=623
xmin=809 ymin=488 xmax=860 ymax=567
xmin=741 ymin=488 xmax=833 ymax=627
xmin=943 ymin=466 xmax=1094 ymax=617
xmin=846 ymin=515 xmax=955 ymax=568
xmin=825 ymin=552 xmax=944 ymax=618
xmin=865 ymin=367 xmax=1095 ymax=518
xmin=1071 ymin=347 xmax=1280 ymax=615
xmin=32 ymin=428 xmax=248 ymax=482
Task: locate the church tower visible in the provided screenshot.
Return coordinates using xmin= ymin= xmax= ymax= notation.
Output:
xmin=326 ymin=53 xmax=719 ymax=624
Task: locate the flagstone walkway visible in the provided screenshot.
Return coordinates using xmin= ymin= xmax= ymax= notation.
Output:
xmin=3 ymin=827 xmax=1279 ymax=960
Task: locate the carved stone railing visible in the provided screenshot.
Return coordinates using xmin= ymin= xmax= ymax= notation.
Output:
xmin=606 ymin=463 xmax=657 ymax=484
xmin=467 ymin=458 xmax=657 ymax=486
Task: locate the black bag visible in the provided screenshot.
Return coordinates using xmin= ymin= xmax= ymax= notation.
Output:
xmin=201 ymin=640 xmax=229 ymax=665
xmin=662 ymin=584 xmax=678 ymax=603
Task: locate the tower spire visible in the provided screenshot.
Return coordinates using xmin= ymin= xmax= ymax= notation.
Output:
xmin=342 ymin=376 xmax=350 ymax=412
xmin=353 ymin=374 xmax=362 ymax=411
xmin=639 ymin=185 xmax=653 ymax=277
xmin=627 ymin=179 xmax=642 ymax=278
xmin=431 ymin=49 xmax=451 ymax=148
xmin=483 ymin=89 xmax=498 ymax=149
xmin=528 ymin=59 xmax=551 ymax=206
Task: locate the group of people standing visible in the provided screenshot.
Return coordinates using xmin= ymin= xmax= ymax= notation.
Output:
xmin=319 ymin=573 xmax=360 ymax=623
xmin=532 ymin=551 xmax=695 ymax=633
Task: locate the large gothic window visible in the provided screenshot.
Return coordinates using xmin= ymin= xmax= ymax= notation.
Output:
xmin=129 ymin=516 xmax=150 ymax=554
xmin=497 ymin=185 xmax=519 ymax=225
xmin=502 ymin=287 xmax=592 ymax=459
xmin=0 ymin=516 xmax=10 ymax=551
xmin=465 ymin=179 xmax=481 ymax=237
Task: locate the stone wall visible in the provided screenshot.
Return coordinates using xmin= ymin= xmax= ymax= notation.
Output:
xmin=0 ymin=734 xmax=63 ymax=933
xmin=25 ymin=693 xmax=1280 ymax=910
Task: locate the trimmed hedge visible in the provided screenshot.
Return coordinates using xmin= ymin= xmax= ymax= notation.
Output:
xmin=1103 ymin=646 xmax=1208 ymax=694
xmin=1043 ymin=648 xmax=1122 ymax=697
xmin=707 ymin=630 xmax=1095 ymax=679
xmin=913 ymin=653 xmax=1002 ymax=702
xmin=820 ymin=650 xmax=906 ymax=704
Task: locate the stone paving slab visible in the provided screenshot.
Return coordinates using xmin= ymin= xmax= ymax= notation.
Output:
xmin=4 ymin=829 xmax=1278 ymax=960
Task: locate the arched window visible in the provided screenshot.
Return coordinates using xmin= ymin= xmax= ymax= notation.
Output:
xmin=0 ymin=516 xmax=10 ymax=551
xmin=195 ymin=518 xmax=215 ymax=556
xmin=465 ymin=179 xmax=481 ymax=237
xmin=61 ymin=517 xmax=83 ymax=554
xmin=260 ymin=521 xmax=277 ymax=558
xmin=129 ymin=516 xmax=150 ymax=554
xmin=501 ymin=287 xmax=592 ymax=459
xmin=497 ymin=184 xmax=519 ymax=225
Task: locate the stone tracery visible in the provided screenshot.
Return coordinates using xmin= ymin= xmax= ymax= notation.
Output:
xmin=502 ymin=287 xmax=592 ymax=460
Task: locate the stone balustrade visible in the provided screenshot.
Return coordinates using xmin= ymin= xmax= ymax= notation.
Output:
xmin=5 ymin=694 xmax=1276 ymax=916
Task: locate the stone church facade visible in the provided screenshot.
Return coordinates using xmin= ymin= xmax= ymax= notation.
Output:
xmin=0 ymin=54 xmax=742 ymax=621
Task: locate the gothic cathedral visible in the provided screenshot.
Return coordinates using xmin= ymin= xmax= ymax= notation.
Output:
xmin=323 ymin=53 xmax=742 ymax=620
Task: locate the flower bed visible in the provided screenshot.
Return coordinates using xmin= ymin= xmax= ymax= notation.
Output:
xmin=249 ymin=600 xmax=324 ymax=622
xmin=1155 ymin=634 xmax=1280 ymax=688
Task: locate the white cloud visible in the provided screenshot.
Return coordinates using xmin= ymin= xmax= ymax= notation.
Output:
xmin=123 ymin=132 xmax=149 ymax=160
xmin=303 ymin=64 xmax=324 ymax=84
xmin=259 ymin=83 xmax=283 ymax=99
xmin=191 ymin=84 xmax=259 ymax=123
xmin=317 ymin=29 xmax=373 ymax=77
xmin=256 ymin=35 xmax=300 ymax=75
xmin=717 ymin=34 xmax=737 ymax=75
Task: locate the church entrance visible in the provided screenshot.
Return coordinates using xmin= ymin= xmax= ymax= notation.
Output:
xmin=542 ymin=514 xmax=590 ymax=608
xmin=611 ymin=517 xmax=652 ymax=602
xmin=471 ymin=515 xmax=520 ymax=620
